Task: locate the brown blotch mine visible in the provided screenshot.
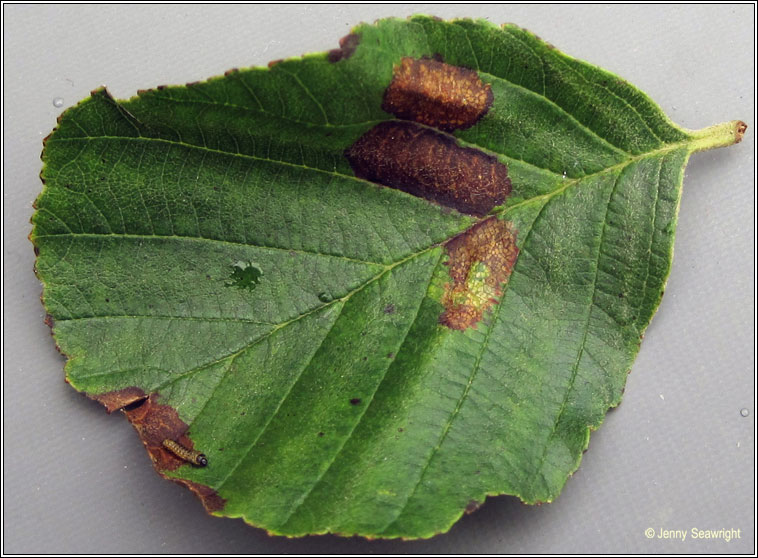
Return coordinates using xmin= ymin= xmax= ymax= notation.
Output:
xmin=440 ymin=217 xmax=519 ymax=331
xmin=124 ymin=394 xmax=198 ymax=471
xmin=345 ymin=121 xmax=510 ymax=216
xmin=382 ymin=57 xmax=493 ymax=131
xmin=89 ymin=386 xmax=146 ymax=414
xmin=84 ymin=389 xmax=225 ymax=511
xmin=327 ymin=33 xmax=360 ymax=63
xmin=124 ymin=394 xmax=226 ymax=511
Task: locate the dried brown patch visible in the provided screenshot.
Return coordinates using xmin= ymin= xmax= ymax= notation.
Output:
xmin=124 ymin=394 xmax=199 ymax=472
xmin=94 ymin=391 xmax=226 ymax=511
xmin=89 ymin=386 xmax=146 ymax=414
xmin=382 ymin=57 xmax=493 ymax=131
xmin=345 ymin=121 xmax=510 ymax=216
xmin=440 ymin=217 xmax=519 ymax=330
xmin=328 ymin=33 xmax=360 ymax=62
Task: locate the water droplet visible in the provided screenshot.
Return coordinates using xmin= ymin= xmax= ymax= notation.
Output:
xmin=226 ymin=261 xmax=263 ymax=290
xmin=318 ymin=292 xmax=332 ymax=302
xmin=52 ymin=97 xmax=64 ymax=108
xmin=740 ymin=408 xmax=749 ymax=417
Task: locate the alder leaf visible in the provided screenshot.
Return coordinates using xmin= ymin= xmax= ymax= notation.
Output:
xmin=31 ymin=16 xmax=745 ymax=539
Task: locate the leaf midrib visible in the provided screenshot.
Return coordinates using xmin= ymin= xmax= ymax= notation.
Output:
xmin=47 ymin=129 xmax=694 ymax=231
xmin=39 ymin=133 xmax=695 ymax=334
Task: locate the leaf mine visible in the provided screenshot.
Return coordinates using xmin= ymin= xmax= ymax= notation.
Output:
xmin=440 ymin=217 xmax=519 ymax=330
xmin=382 ymin=57 xmax=494 ymax=131
xmin=124 ymin=394 xmax=207 ymax=473
xmin=124 ymin=394 xmax=225 ymax=511
xmin=89 ymin=386 xmax=147 ymax=414
xmin=345 ymin=121 xmax=511 ymax=216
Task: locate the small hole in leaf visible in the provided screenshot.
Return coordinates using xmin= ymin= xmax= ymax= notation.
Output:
xmin=226 ymin=261 xmax=263 ymax=290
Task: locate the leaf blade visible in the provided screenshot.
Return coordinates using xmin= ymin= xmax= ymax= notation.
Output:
xmin=32 ymin=15 xmax=744 ymax=539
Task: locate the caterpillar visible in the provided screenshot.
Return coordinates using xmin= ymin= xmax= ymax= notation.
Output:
xmin=162 ymin=439 xmax=208 ymax=467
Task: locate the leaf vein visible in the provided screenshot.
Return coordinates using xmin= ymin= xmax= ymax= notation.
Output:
xmin=278 ymin=250 xmax=444 ymax=529
xmin=529 ymin=166 xmax=623 ymax=495
xmin=380 ymin=194 xmax=554 ymax=533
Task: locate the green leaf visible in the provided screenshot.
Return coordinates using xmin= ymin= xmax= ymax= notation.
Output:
xmin=32 ymin=16 xmax=745 ymax=539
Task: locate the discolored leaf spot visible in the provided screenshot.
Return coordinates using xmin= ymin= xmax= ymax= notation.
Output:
xmin=89 ymin=386 xmax=146 ymax=414
xmin=440 ymin=217 xmax=519 ymax=330
xmin=345 ymin=121 xmax=511 ymax=216
xmin=328 ymin=33 xmax=360 ymax=62
xmin=382 ymin=57 xmax=493 ymax=131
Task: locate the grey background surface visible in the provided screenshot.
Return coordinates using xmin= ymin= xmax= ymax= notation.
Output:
xmin=3 ymin=4 xmax=755 ymax=554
